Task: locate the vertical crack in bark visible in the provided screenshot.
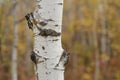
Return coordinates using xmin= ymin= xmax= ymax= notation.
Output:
xmin=36 ymin=73 xmax=39 ymax=80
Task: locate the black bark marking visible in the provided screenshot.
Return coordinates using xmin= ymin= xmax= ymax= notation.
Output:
xmin=38 ymin=5 xmax=42 ymax=9
xmin=30 ymin=51 xmax=38 ymax=70
xmin=52 ymin=39 xmax=59 ymax=41
xmin=45 ymin=19 xmax=54 ymax=22
xmin=57 ymin=3 xmax=63 ymax=5
xmin=25 ymin=13 xmax=33 ymax=30
xmin=25 ymin=14 xmax=30 ymax=21
xmin=36 ymin=0 xmax=42 ymax=2
xmin=31 ymin=51 xmax=48 ymax=64
xmin=46 ymin=72 xmax=49 ymax=74
xmin=35 ymin=10 xmax=38 ymax=13
xmin=37 ymin=51 xmax=39 ymax=53
xmin=42 ymin=46 xmax=45 ymax=50
xmin=25 ymin=12 xmax=39 ymax=30
xmin=39 ymin=21 xmax=47 ymax=26
xmin=39 ymin=19 xmax=54 ymax=26
xmin=30 ymin=12 xmax=34 ymax=18
xmin=38 ymin=60 xmax=45 ymax=63
xmin=39 ymin=29 xmax=61 ymax=37
xmin=55 ymin=50 xmax=69 ymax=67
xmin=54 ymin=24 xmax=59 ymax=27
xmin=36 ymin=73 xmax=39 ymax=80
xmin=46 ymin=72 xmax=51 ymax=74
xmin=48 ymin=40 xmax=52 ymax=41
xmin=30 ymin=51 xmax=37 ymax=64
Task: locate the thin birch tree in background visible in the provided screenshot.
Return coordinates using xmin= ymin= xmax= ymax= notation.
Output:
xmin=98 ymin=0 xmax=107 ymax=55
xmin=25 ymin=0 xmax=69 ymax=80
xmin=98 ymin=0 xmax=108 ymax=79
xmin=93 ymin=10 xmax=100 ymax=80
xmin=12 ymin=0 xmax=18 ymax=80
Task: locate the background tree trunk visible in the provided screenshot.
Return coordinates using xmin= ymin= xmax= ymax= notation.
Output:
xmin=12 ymin=0 xmax=18 ymax=80
xmin=98 ymin=0 xmax=108 ymax=79
xmin=98 ymin=0 xmax=107 ymax=55
xmin=93 ymin=10 xmax=100 ymax=80
xmin=25 ymin=0 xmax=68 ymax=80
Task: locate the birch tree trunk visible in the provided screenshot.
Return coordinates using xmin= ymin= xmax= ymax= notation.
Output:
xmin=25 ymin=0 xmax=68 ymax=80
xmin=12 ymin=0 xmax=18 ymax=80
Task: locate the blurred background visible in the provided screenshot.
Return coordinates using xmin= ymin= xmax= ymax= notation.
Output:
xmin=0 ymin=0 xmax=120 ymax=80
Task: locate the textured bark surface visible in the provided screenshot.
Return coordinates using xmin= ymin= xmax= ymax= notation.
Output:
xmin=25 ymin=0 xmax=68 ymax=80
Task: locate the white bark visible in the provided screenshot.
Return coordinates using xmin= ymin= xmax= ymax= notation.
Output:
xmin=25 ymin=0 xmax=68 ymax=80
xmin=12 ymin=0 xmax=18 ymax=80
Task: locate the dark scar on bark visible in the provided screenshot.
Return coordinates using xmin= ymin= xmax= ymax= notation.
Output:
xmin=46 ymin=72 xmax=49 ymax=74
xmin=52 ymin=39 xmax=59 ymax=41
xmin=55 ymin=50 xmax=69 ymax=68
xmin=36 ymin=73 xmax=39 ymax=80
xmin=39 ymin=21 xmax=47 ymax=26
xmin=46 ymin=72 xmax=51 ymax=75
xmin=45 ymin=19 xmax=54 ymax=22
xmin=55 ymin=24 xmax=58 ymax=27
xmin=42 ymin=46 xmax=45 ymax=50
xmin=39 ymin=29 xmax=61 ymax=37
xmin=38 ymin=5 xmax=42 ymax=9
xmin=37 ymin=0 xmax=42 ymax=2
xmin=57 ymin=3 xmax=63 ymax=5
xmin=25 ymin=13 xmax=33 ymax=30
xmin=37 ymin=51 xmax=39 ymax=53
